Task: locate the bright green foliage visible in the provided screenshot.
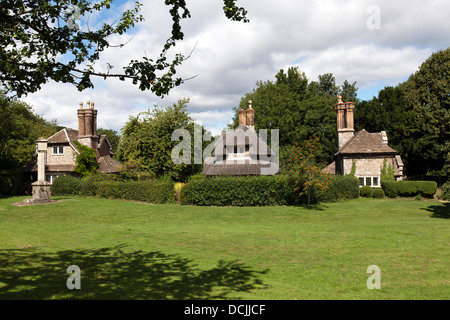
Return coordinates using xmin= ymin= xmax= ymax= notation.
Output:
xmin=231 ymin=67 xmax=358 ymax=164
xmin=117 ymin=99 xmax=203 ymax=181
xmin=1 ymin=0 xmax=248 ymax=97
xmin=0 ymin=92 xmax=58 ymax=169
xmin=280 ymin=137 xmax=332 ymax=206
xmin=73 ymin=141 xmax=99 ymax=178
xmin=380 ymin=159 xmax=395 ymax=183
xmin=438 ymin=181 xmax=450 ymax=201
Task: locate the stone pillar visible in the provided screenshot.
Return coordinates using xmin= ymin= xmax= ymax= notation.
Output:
xmin=31 ymin=137 xmax=51 ymax=203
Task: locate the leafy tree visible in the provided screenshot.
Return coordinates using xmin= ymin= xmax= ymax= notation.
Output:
xmin=231 ymin=67 xmax=358 ymax=163
xmin=280 ymin=137 xmax=332 ymax=207
xmin=117 ymin=98 xmax=204 ymax=181
xmin=0 ymin=0 xmax=248 ymax=97
xmin=355 ymin=48 xmax=449 ymax=178
xmin=73 ymin=141 xmax=99 ymax=178
xmin=0 ymin=92 xmax=58 ymax=169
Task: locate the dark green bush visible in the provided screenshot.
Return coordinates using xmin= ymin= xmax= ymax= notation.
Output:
xmin=51 ymin=175 xmax=82 ymax=196
xmin=360 ymin=186 xmax=374 ymax=198
xmin=180 ymin=175 xmax=301 ymax=206
xmin=318 ymin=175 xmax=360 ymax=203
xmin=382 ymin=181 xmax=437 ymax=198
xmin=51 ymin=175 xmax=175 ymax=204
xmin=372 ymin=188 xmax=385 ymax=199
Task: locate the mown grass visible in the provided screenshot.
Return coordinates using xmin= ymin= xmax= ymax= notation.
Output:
xmin=0 ymin=196 xmax=448 ymax=300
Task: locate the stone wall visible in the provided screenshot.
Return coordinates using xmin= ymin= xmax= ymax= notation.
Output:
xmin=341 ymin=156 xmax=395 ymax=176
xmin=46 ymin=144 xmax=77 ymax=166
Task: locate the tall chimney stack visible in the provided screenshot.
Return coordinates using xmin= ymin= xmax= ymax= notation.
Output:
xmin=77 ymin=102 xmax=86 ymax=136
xmin=238 ymin=109 xmax=247 ymax=127
xmin=334 ymin=95 xmax=355 ymax=149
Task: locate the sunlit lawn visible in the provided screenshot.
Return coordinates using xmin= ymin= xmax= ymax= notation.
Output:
xmin=0 ymin=195 xmax=448 ymax=300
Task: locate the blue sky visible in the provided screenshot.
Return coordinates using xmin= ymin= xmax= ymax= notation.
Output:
xmin=22 ymin=0 xmax=450 ymax=136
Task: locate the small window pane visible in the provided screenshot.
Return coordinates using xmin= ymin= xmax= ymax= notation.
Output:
xmin=373 ymin=177 xmax=379 ymax=186
xmin=366 ymin=177 xmax=372 ymax=186
xmin=59 ymin=147 xmax=64 ymax=154
xmin=359 ymin=177 xmax=364 ymax=187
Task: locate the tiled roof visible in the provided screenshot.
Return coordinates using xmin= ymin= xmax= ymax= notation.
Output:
xmin=203 ymin=159 xmax=279 ymax=175
xmin=336 ymin=129 xmax=397 ymax=155
xmin=47 ymin=128 xmax=81 ymax=153
xmin=98 ymin=156 xmax=122 ymax=173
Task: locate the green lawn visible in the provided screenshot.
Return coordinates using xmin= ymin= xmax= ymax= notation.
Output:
xmin=0 ymin=196 xmax=448 ymax=300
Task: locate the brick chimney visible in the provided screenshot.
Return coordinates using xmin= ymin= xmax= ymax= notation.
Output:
xmin=334 ymin=95 xmax=355 ymax=149
xmin=238 ymin=109 xmax=247 ymax=127
xmin=77 ymin=101 xmax=98 ymax=149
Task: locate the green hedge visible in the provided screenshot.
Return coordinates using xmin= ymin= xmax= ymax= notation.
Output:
xmin=382 ymin=181 xmax=437 ymax=198
xmin=180 ymin=175 xmax=301 ymax=206
xmin=438 ymin=181 xmax=450 ymax=201
xmin=181 ymin=174 xmax=360 ymax=206
xmin=317 ymin=175 xmax=360 ymax=203
xmin=51 ymin=175 xmax=175 ymax=204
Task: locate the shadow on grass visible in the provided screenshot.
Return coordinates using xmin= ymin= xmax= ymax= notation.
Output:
xmin=422 ymin=202 xmax=450 ymax=219
xmin=0 ymin=245 xmax=269 ymax=300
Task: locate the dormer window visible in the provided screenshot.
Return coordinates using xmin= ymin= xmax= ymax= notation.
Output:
xmin=52 ymin=146 xmax=64 ymax=155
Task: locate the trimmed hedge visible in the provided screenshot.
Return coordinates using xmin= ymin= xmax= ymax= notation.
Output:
xmin=181 ymin=174 xmax=360 ymax=206
xmin=180 ymin=175 xmax=301 ymax=206
xmin=317 ymin=175 xmax=360 ymax=203
xmin=382 ymin=181 xmax=437 ymax=198
xmin=372 ymin=188 xmax=385 ymax=199
xmin=51 ymin=175 xmax=175 ymax=204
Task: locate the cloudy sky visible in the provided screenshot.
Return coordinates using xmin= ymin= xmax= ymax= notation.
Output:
xmin=21 ymin=0 xmax=450 ymax=136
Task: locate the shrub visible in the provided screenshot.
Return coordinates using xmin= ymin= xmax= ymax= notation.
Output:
xmin=382 ymin=181 xmax=437 ymax=198
xmin=372 ymin=188 xmax=385 ymax=199
xmin=360 ymin=186 xmax=374 ymax=198
xmin=0 ymin=170 xmax=27 ymax=196
xmin=318 ymin=175 xmax=360 ymax=203
xmin=438 ymin=181 xmax=450 ymax=201
xmin=51 ymin=175 xmax=175 ymax=203
xmin=180 ymin=175 xmax=300 ymax=206
xmin=51 ymin=175 xmax=82 ymax=196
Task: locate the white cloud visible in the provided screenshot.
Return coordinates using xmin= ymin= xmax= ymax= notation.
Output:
xmin=20 ymin=0 xmax=450 ymax=135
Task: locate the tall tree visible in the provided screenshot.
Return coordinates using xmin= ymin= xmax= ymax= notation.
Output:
xmin=117 ymin=98 xmax=204 ymax=181
xmin=355 ymin=48 xmax=449 ymax=178
xmin=0 ymin=92 xmax=58 ymax=169
xmin=0 ymin=0 xmax=248 ymax=98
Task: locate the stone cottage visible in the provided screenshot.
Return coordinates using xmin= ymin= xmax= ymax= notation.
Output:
xmin=203 ymin=101 xmax=279 ymax=176
xmin=24 ymin=101 xmax=122 ymax=183
xmin=322 ymin=96 xmax=404 ymax=187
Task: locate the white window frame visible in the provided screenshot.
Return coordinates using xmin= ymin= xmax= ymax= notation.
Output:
xmin=52 ymin=146 xmax=64 ymax=155
xmin=45 ymin=174 xmax=60 ymax=184
xmin=357 ymin=176 xmax=380 ymax=188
